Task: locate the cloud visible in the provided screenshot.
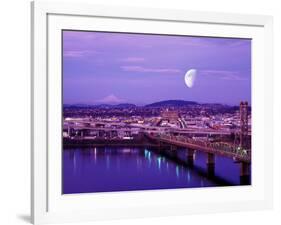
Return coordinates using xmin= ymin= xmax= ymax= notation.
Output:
xmin=97 ymin=94 xmax=125 ymax=104
xmin=201 ymin=69 xmax=249 ymax=81
xmin=121 ymin=66 xmax=181 ymax=74
xmin=63 ymin=50 xmax=99 ymax=58
xmin=119 ymin=57 xmax=145 ymax=63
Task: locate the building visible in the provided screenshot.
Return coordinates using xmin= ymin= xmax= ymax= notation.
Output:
xmin=240 ymin=101 xmax=248 ymax=148
xmin=161 ymin=109 xmax=179 ymax=123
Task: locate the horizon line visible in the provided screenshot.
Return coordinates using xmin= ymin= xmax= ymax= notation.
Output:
xmin=63 ymin=99 xmax=252 ymax=107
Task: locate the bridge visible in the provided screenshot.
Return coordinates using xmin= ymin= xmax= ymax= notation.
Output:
xmin=145 ymin=133 xmax=250 ymax=163
xmin=144 ymin=132 xmax=251 ymax=184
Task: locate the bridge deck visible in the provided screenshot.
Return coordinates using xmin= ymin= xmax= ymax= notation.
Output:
xmin=145 ymin=134 xmax=251 ymax=163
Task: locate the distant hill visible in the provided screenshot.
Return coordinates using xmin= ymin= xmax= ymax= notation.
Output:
xmin=115 ymin=103 xmax=136 ymax=108
xmin=145 ymin=100 xmax=198 ymax=108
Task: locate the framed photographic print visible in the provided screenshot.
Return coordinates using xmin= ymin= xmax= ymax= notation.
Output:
xmin=31 ymin=1 xmax=273 ymax=224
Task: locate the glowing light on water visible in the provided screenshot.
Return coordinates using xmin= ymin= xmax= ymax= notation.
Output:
xmin=157 ymin=157 xmax=162 ymax=170
xmin=73 ymin=152 xmax=77 ymax=175
xmin=144 ymin=149 xmax=152 ymax=165
xmin=136 ymin=158 xmax=139 ymax=169
xmin=106 ymin=156 xmax=110 ymax=170
xmin=94 ymin=148 xmax=97 ymax=162
xmin=187 ymin=170 xmax=191 ymax=182
xmin=176 ymin=166 xmax=179 ymax=178
xmin=144 ymin=149 xmax=149 ymax=158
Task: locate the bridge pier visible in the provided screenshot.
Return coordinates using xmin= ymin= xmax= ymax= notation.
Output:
xmin=186 ymin=149 xmax=194 ymax=167
xmin=169 ymin=145 xmax=177 ymax=158
xmin=206 ymin=153 xmax=215 ymax=177
xmin=156 ymin=139 xmax=162 ymax=150
xmin=240 ymin=162 xmax=250 ymax=185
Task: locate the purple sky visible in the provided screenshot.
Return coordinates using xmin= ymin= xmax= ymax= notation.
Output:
xmin=63 ymin=30 xmax=251 ymax=106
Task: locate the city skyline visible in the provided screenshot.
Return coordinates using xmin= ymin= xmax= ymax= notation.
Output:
xmin=63 ymin=30 xmax=251 ymax=106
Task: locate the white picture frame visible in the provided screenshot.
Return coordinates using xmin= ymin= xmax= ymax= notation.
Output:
xmin=31 ymin=1 xmax=273 ymax=224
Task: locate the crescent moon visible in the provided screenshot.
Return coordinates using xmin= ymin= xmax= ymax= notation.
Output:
xmin=184 ymin=69 xmax=197 ymax=88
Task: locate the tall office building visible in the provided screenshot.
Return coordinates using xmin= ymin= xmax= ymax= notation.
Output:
xmin=240 ymin=101 xmax=248 ymax=148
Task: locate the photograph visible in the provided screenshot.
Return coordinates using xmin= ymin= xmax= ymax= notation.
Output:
xmin=62 ymin=30 xmax=252 ymax=194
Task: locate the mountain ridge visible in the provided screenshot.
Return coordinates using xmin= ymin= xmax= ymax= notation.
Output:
xmin=145 ymin=100 xmax=198 ymax=107
xmin=63 ymin=99 xmax=247 ymax=108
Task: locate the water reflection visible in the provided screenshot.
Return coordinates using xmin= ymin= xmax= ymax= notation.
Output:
xmin=94 ymin=147 xmax=97 ymax=162
xmin=63 ymin=147 xmax=237 ymax=194
xmin=176 ymin=166 xmax=179 ymax=178
xmin=187 ymin=170 xmax=191 ymax=182
xmin=106 ymin=156 xmax=110 ymax=170
xmin=73 ymin=151 xmax=76 ymax=175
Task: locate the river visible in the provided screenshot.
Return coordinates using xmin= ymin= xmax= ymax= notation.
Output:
xmin=63 ymin=147 xmax=244 ymax=194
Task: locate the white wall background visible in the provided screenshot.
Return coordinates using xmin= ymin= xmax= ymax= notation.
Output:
xmin=0 ymin=0 xmax=280 ymax=224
